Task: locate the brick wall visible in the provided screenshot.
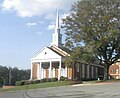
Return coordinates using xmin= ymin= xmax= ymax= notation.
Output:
xmin=109 ymin=64 xmax=119 ymax=79
xmin=32 ymin=63 xmax=38 ymax=79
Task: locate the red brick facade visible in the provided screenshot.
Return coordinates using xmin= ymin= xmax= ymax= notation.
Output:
xmin=109 ymin=61 xmax=120 ymax=79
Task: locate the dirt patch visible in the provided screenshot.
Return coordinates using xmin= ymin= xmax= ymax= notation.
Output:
xmin=2 ymin=86 xmax=15 ymax=89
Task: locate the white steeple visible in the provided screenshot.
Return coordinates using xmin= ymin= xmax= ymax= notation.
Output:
xmin=51 ymin=7 xmax=62 ymax=47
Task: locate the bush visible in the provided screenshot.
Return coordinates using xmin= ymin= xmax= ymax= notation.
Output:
xmin=24 ymin=80 xmax=31 ymax=85
xmin=51 ymin=77 xmax=58 ymax=82
xmin=46 ymin=78 xmax=51 ymax=82
xmin=60 ymin=76 xmax=68 ymax=81
xmin=31 ymin=80 xmax=40 ymax=84
xmin=15 ymin=80 xmax=41 ymax=86
xmin=15 ymin=80 xmax=25 ymax=86
xmin=41 ymin=78 xmax=46 ymax=83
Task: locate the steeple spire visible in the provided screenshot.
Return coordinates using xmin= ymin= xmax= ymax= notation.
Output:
xmin=55 ymin=9 xmax=60 ymax=34
xmin=51 ymin=3 xmax=62 ymax=47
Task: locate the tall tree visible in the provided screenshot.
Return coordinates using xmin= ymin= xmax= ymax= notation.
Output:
xmin=63 ymin=0 xmax=120 ymax=80
xmin=0 ymin=66 xmax=9 ymax=86
xmin=0 ymin=65 xmax=30 ymax=86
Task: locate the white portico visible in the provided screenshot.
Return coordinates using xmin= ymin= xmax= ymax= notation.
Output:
xmin=31 ymin=45 xmax=68 ymax=80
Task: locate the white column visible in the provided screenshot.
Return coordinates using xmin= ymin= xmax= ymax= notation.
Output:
xmin=49 ymin=61 xmax=52 ymax=78
xmin=58 ymin=60 xmax=62 ymax=80
xmin=65 ymin=66 xmax=68 ymax=77
xmin=39 ymin=62 xmax=41 ymax=79
xmin=30 ymin=62 xmax=33 ymax=80
xmin=41 ymin=63 xmax=43 ymax=79
xmin=37 ymin=63 xmax=40 ymax=79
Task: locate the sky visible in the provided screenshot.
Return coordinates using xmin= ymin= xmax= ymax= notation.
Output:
xmin=0 ymin=0 xmax=78 ymax=69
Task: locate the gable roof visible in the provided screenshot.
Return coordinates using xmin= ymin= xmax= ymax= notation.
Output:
xmin=31 ymin=46 xmax=61 ymax=60
xmin=49 ymin=45 xmax=70 ymax=57
xmin=31 ymin=45 xmax=70 ymax=61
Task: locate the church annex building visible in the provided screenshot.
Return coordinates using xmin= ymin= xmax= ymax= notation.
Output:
xmin=30 ymin=10 xmax=104 ymax=81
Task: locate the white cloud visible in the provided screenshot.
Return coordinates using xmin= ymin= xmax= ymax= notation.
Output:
xmin=26 ymin=22 xmax=37 ymax=27
xmin=47 ymin=24 xmax=55 ymax=30
xmin=1 ymin=0 xmax=78 ymax=17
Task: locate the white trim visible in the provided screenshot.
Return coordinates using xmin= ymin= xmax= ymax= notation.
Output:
xmin=65 ymin=67 xmax=67 ymax=77
xmin=42 ymin=69 xmax=46 ymax=79
xmin=52 ymin=68 xmax=55 ymax=78
xmin=31 ymin=58 xmax=61 ymax=63
xmin=30 ymin=62 xmax=33 ymax=80
xmin=39 ymin=62 xmax=42 ymax=80
xmin=37 ymin=63 xmax=40 ymax=79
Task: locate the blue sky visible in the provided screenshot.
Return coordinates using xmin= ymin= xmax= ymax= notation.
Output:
xmin=0 ymin=0 xmax=78 ymax=69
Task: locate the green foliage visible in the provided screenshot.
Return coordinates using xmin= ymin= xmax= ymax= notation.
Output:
xmin=1 ymin=81 xmax=78 ymax=92
xmin=41 ymin=78 xmax=46 ymax=83
xmin=51 ymin=77 xmax=58 ymax=82
xmin=15 ymin=80 xmax=25 ymax=86
xmin=15 ymin=78 xmax=58 ymax=86
xmin=31 ymin=80 xmax=40 ymax=84
xmin=0 ymin=65 xmax=30 ymax=86
xmin=60 ymin=76 xmax=68 ymax=81
xmin=46 ymin=78 xmax=51 ymax=82
xmin=63 ymin=0 xmax=120 ymax=80
xmin=0 ymin=66 xmax=9 ymax=86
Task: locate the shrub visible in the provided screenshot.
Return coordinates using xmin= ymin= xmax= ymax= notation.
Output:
xmin=41 ymin=78 xmax=46 ymax=83
xmin=46 ymin=78 xmax=51 ymax=82
xmin=51 ymin=77 xmax=58 ymax=82
xmin=60 ymin=76 xmax=68 ymax=81
xmin=31 ymin=80 xmax=40 ymax=84
xmin=24 ymin=80 xmax=31 ymax=85
xmin=15 ymin=80 xmax=25 ymax=86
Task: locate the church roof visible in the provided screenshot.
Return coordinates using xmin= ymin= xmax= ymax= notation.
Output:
xmin=31 ymin=45 xmax=69 ymax=60
xmin=49 ymin=45 xmax=70 ymax=57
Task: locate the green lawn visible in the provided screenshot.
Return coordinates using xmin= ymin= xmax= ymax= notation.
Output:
xmin=0 ymin=81 xmax=79 ymax=92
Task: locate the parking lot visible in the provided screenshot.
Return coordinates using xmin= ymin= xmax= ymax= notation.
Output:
xmin=0 ymin=82 xmax=120 ymax=98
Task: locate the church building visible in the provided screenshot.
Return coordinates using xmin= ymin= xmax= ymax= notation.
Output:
xmin=30 ymin=9 xmax=104 ymax=81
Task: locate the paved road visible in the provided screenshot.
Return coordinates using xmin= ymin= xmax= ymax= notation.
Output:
xmin=0 ymin=82 xmax=120 ymax=98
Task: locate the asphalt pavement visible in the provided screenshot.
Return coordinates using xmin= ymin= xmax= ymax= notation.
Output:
xmin=0 ymin=82 xmax=120 ymax=98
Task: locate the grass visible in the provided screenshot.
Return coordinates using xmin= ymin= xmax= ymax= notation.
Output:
xmin=0 ymin=81 xmax=80 ymax=92
xmin=1 ymin=79 xmax=120 ymax=92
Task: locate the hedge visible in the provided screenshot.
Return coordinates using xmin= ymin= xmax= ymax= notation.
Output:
xmin=15 ymin=77 xmax=58 ymax=86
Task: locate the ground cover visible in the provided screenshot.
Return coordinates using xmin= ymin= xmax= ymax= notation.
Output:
xmin=0 ymin=80 xmax=81 ymax=92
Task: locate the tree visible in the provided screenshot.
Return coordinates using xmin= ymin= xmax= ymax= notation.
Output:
xmin=0 ymin=65 xmax=30 ymax=86
xmin=63 ymin=0 xmax=120 ymax=80
xmin=0 ymin=66 xmax=9 ymax=86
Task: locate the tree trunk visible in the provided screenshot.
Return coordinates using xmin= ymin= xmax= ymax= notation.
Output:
xmin=103 ymin=66 xmax=109 ymax=80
